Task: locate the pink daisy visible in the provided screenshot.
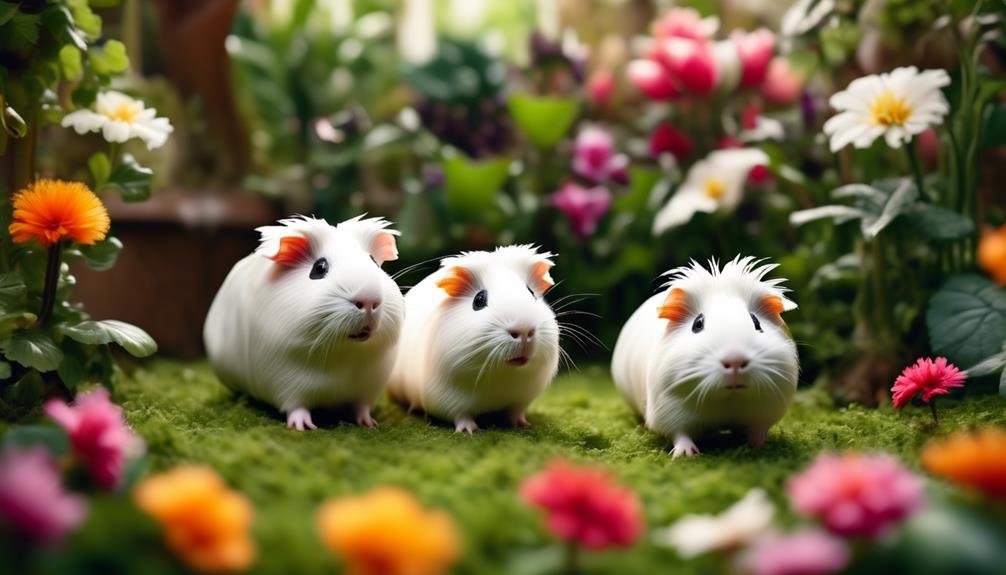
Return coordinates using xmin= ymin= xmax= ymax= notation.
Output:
xmin=891 ymin=357 xmax=965 ymax=409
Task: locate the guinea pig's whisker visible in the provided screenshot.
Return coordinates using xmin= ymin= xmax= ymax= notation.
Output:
xmin=390 ymin=257 xmax=441 ymax=281
xmin=556 ymin=310 xmax=602 ymax=319
xmin=558 ymin=347 xmax=579 ymax=373
xmin=558 ymin=322 xmax=607 ymax=351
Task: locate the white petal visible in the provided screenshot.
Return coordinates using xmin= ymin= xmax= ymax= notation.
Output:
xmin=61 ymin=110 xmax=106 ymax=134
xmin=101 ymin=120 xmax=132 ymax=143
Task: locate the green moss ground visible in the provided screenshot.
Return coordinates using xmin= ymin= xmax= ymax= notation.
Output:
xmin=103 ymin=361 xmax=1006 ymax=574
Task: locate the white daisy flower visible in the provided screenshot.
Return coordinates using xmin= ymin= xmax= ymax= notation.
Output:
xmin=653 ymin=148 xmax=769 ymax=234
xmin=740 ymin=115 xmax=785 ymax=143
xmin=781 ymin=0 xmax=835 ymax=37
xmin=823 ymin=67 xmax=950 ymax=152
xmin=653 ymin=489 xmax=776 ymax=558
xmin=61 ymin=91 xmax=174 ymax=150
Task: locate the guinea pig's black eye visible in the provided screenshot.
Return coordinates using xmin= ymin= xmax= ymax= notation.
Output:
xmin=309 ymin=257 xmax=329 ymax=280
xmin=473 ymin=289 xmax=488 ymax=311
xmin=751 ymin=313 xmax=763 ymax=332
xmin=691 ymin=313 xmax=704 ymax=333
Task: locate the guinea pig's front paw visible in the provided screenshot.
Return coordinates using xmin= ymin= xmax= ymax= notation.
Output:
xmin=354 ymin=403 xmax=378 ymax=428
xmin=454 ymin=417 xmax=479 ymax=434
xmin=286 ymin=407 xmax=317 ymax=431
xmin=671 ymin=434 xmax=700 ymax=458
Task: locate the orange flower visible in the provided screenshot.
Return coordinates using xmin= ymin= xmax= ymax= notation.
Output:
xmin=317 ymin=487 xmax=459 ymax=575
xmin=978 ymin=224 xmax=1006 ymax=285
xmin=9 ymin=179 xmax=110 ymax=247
xmin=921 ymin=427 xmax=1006 ymax=500
xmin=134 ymin=466 xmax=255 ymax=573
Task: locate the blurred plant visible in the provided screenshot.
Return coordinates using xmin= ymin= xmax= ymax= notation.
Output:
xmin=978 ymin=223 xmax=1006 ymax=285
xmin=0 ymin=445 xmax=87 ymax=545
xmin=316 ymin=486 xmax=460 ymax=575
xmin=921 ymin=427 xmax=1006 ymax=500
xmin=654 ymin=488 xmax=775 ymax=559
xmin=743 ymin=529 xmax=849 ymax=575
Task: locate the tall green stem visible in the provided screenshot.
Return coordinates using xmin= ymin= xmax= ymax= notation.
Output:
xmin=563 ymin=540 xmax=580 ymax=574
xmin=37 ymin=242 xmax=62 ymax=326
xmin=906 ymin=139 xmax=927 ymax=201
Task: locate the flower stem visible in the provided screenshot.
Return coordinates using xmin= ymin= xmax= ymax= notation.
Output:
xmin=564 ymin=541 xmax=580 ymax=574
xmin=37 ymin=242 xmax=62 ymax=326
xmin=929 ymin=400 xmax=939 ymax=425
xmin=907 ymin=139 xmax=927 ymax=201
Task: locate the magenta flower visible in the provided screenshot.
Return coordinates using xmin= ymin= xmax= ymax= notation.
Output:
xmin=789 ymin=453 xmax=923 ymax=539
xmin=649 ymin=122 xmax=694 ymax=160
xmin=0 ymin=447 xmax=87 ymax=544
xmin=761 ymin=57 xmax=803 ymax=104
xmin=45 ymin=388 xmax=141 ymax=490
xmin=572 ymin=126 xmax=628 ymax=185
xmin=732 ymin=28 xmax=775 ymax=88
xmin=552 ymin=182 xmax=612 ymax=238
xmin=652 ymin=37 xmax=718 ymax=95
xmin=891 ymin=357 xmax=965 ymax=409
xmin=650 ymin=7 xmax=718 ymax=42
xmin=627 ymin=59 xmax=680 ymax=100
xmin=747 ymin=529 xmax=849 ymax=575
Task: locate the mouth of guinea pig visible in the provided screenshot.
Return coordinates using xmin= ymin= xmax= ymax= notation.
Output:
xmin=506 ymin=356 xmax=530 ymax=367
xmin=348 ymin=327 xmax=372 ymax=342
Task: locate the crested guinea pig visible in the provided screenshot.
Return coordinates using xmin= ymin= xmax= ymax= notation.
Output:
xmin=611 ymin=256 xmax=799 ymax=457
xmin=388 ymin=246 xmax=560 ymax=433
xmin=203 ymin=215 xmax=404 ymax=431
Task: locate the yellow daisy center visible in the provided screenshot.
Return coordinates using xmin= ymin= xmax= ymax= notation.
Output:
xmin=704 ymin=178 xmax=726 ymax=199
xmin=106 ymin=103 xmax=140 ymax=124
xmin=869 ymin=90 xmax=912 ymax=126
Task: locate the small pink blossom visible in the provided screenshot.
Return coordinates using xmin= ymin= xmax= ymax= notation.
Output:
xmin=788 ymin=453 xmax=923 ymax=538
xmin=651 ymin=8 xmax=716 ymax=42
xmin=552 ymin=182 xmax=612 ymax=238
xmin=45 ymin=388 xmax=141 ymax=490
xmin=891 ymin=357 xmax=966 ymax=409
xmin=747 ymin=529 xmax=849 ymax=575
xmin=627 ymin=59 xmax=679 ymax=100
xmin=649 ymin=122 xmax=694 ymax=160
xmin=652 ymin=38 xmax=718 ymax=95
xmin=572 ymin=126 xmax=628 ymax=185
xmin=587 ymin=70 xmax=615 ymax=106
xmin=761 ymin=57 xmax=803 ymax=104
xmin=0 ymin=447 xmax=87 ymax=544
xmin=733 ymin=28 xmax=775 ymax=88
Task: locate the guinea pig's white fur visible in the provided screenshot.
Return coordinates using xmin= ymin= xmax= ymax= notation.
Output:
xmin=612 ymin=256 xmax=798 ymax=457
xmin=203 ymin=215 xmax=405 ymax=431
xmin=388 ymin=245 xmax=560 ymax=433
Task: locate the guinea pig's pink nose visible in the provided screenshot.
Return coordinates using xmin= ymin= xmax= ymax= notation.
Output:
xmin=721 ymin=354 xmax=750 ymax=371
xmin=507 ymin=327 xmax=536 ymax=340
xmin=353 ymin=298 xmax=381 ymax=312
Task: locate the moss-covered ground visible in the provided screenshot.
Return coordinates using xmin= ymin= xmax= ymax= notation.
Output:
xmin=108 ymin=361 xmax=1006 ymax=574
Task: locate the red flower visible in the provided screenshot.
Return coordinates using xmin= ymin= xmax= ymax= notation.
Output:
xmin=521 ymin=461 xmax=643 ymax=550
xmin=649 ymin=122 xmax=694 ymax=160
xmin=587 ymin=70 xmax=615 ymax=106
xmin=891 ymin=357 xmax=965 ymax=408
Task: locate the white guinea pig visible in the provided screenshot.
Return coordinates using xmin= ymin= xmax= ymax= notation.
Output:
xmin=612 ymin=256 xmax=799 ymax=457
xmin=388 ymin=245 xmax=560 ymax=433
xmin=203 ymin=215 xmax=405 ymax=431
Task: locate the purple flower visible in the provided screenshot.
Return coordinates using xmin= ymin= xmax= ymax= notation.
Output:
xmin=572 ymin=126 xmax=629 ymax=185
xmin=552 ymin=182 xmax=612 ymax=238
xmin=747 ymin=529 xmax=850 ymax=575
xmin=0 ymin=446 xmax=87 ymax=544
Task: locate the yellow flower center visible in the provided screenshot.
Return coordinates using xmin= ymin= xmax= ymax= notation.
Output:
xmin=869 ymin=90 xmax=912 ymax=126
xmin=704 ymin=178 xmax=726 ymax=199
xmin=107 ymin=103 xmax=140 ymax=124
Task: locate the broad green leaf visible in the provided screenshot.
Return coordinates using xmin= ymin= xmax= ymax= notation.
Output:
xmin=0 ymin=2 xmax=18 ymax=27
xmin=68 ymin=0 xmax=102 ymax=39
xmin=0 ymin=13 xmax=41 ymax=56
xmin=2 ymin=425 xmax=69 ymax=457
xmin=5 ymin=330 xmax=63 ymax=372
xmin=102 ymin=154 xmax=153 ymax=202
xmin=901 ymin=204 xmax=975 ymax=242
xmin=57 ymin=344 xmax=87 ymax=392
xmin=69 ymin=236 xmax=122 ymax=271
xmin=59 ymin=45 xmax=83 ymax=81
xmin=927 ymin=274 xmax=1006 ymax=369
xmin=89 ymin=39 xmax=129 ymax=76
xmin=0 ymin=370 xmax=44 ymax=414
xmin=615 ymin=167 xmax=661 ymax=213
xmin=61 ymin=320 xmax=157 ymax=357
xmin=861 ymin=178 xmax=916 ymax=238
xmin=507 ymin=94 xmax=580 ymax=149
xmin=442 ymin=155 xmax=510 ymax=215
xmin=88 ymin=151 xmax=111 ymax=187
xmin=0 ymin=271 xmax=27 ymax=302
xmin=0 ymin=312 xmax=37 ymax=339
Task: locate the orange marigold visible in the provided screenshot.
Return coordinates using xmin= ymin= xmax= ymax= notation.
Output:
xmin=317 ymin=487 xmax=459 ymax=575
xmin=978 ymin=224 xmax=1006 ymax=285
xmin=9 ymin=179 xmax=110 ymax=247
xmin=134 ymin=466 xmax=255 ymax=573
xmin=922 ymin=427 xmax=1006 ymax=500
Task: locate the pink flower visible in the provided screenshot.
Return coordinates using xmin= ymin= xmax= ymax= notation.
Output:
xmin=891 ymin=357 xmax=966 ymax=409
xmin=521 ymin=460 xmax=643 ymax=550
xmin=45 ymin=388 xmax=141 ymax=490
xmin=587 ymin=70 xmax=615 ymax=106
xmin=649 ymin=122 xmax=694 ymax=160
xmin=627 ymin=59 xmax=679 ymax=100
xmin=572 ymin=126 xmax=628 ymax=185
xmin=651 ymin=8 xmax=717 ymax=42
xmin=788 ymin=453 xmax=923 ymax=538
xmin=733 ymin=28 xmax=775 ymax=88
xmin=652 ymin=38 xmax=718 ymax=95
xmin=747 ymin=529 xmax=849 ymax=575
xmin=761 ymin=57 xmax=803 ymax=104
xmin=552 ymin=183 xmax=612 ymax=238
xmin=0 ymin=447 xmax=87 ymax=544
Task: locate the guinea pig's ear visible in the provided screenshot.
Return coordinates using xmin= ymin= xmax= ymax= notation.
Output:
xmin=657 ymin=288 xmax=693 ymax=323
xmin=528 ymin=260 xmax=555 ymax=295
xmin=758 ymin=293 xmax=797 ymax=324
xmin=370 ymin=232 xmax=399 ymax=266
xmin=437 ymin=266 xmax=474 ymax=297
xmin=270 ymin=235 xmax=312 ymax=266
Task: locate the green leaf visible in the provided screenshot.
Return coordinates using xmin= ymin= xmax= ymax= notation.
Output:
xmin=4 ymin=104 xmax=28 ymax=138
xmin=5 ymin=330 xmax=63 ymax=372
xmin=0 ymin=271 xmax=27 ymax=303
xmin=927 ymin=274 xmax=1006 ymax=369
xmin=0 ymin=370 xmax=44 ymax=414
xmin=0 ymin=12 xmax=41 ymax=56
xmin=615 ymin=166 xmax=661 ymax=213
xmin=68 ymin=0 xmax=102 ymax=39
xmin=901 ymin=204 xmax=975 ymax=242
xmin=69 ymin=236 xmax=122 ymax=272
xmin=102 ymin=154 xmax=153 ymax=202
xmin=861 ymin=178 xmax=917 ymax=238
xmin=59 ymin=45 xmax=83 ymax=82
xmin=57 ymin=343 xmax=87 ymax=392
xmin=88 ymin=152 xmax=111 ymax=187
xmin=0 ymin=2 xmax=18 ymax=27
xmin=442 ymin=155 xmax=510 ymax=215
xmin=0 ymin=311 xmax=37 ymax=339
xmin=89 ymin=39 xmax=130 ymax=76
xmin=507 ymin=94 xmax=580 ymax=149
xmin=61 ymin=320 xmax=157 ymax=357
xmin=0 ymin=360 xmax=9 ymax=379
xmin=2 ymin=425 xmax=70 ymax=457
xmin=982 ymin=103 xmax=1006 ymax=149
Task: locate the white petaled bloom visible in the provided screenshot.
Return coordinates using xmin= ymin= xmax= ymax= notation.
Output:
xmin=61 ymin=91 xmax=174 ymax=150
xmin=740 ymin=115 xmax=785 ymax=143
xmin=653 ymin=489 xmax=776 ymax=558
xmin=823 ymin=67 xmax=950 ymax=152
xmin=653 ymin=148 xmax=769 ymax=234
xmin=781 ymin=0 xmax=835 ymax=37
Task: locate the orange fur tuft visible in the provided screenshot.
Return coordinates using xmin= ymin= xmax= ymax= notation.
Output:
xmin=761 ymin=294 xmax=786 ymax=324
xmin=271 ymin=236 xmax=311 ymax=266
xmin=657 ymin=288 xmax=691 ymax=322
xmin=530 ymin=261 xmax=555 ymax=294
xmin=436 ymin=267 xmax=473 ymax=297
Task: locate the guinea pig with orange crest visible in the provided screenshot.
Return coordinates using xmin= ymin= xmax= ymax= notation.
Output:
xmin=388 ymin=246 xmax=560 ymax=433
xmin=203 ymin=215 xmax=404 ymax=431
xmin=612 ymin=256 xmax=799 ymax=457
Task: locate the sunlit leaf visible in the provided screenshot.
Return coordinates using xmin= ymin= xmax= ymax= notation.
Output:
xmin=927 ymin=274 xmax=1006 ymax=370
xmin=507 ymin=94 xmax=580 ymax=149
xmin=442 ymin=155 xmax=510 ymax=215
xmin=5 ymin=330 xmax=63 ymax=372
xmin=61 ymin=320 xmax=157 ymax=357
